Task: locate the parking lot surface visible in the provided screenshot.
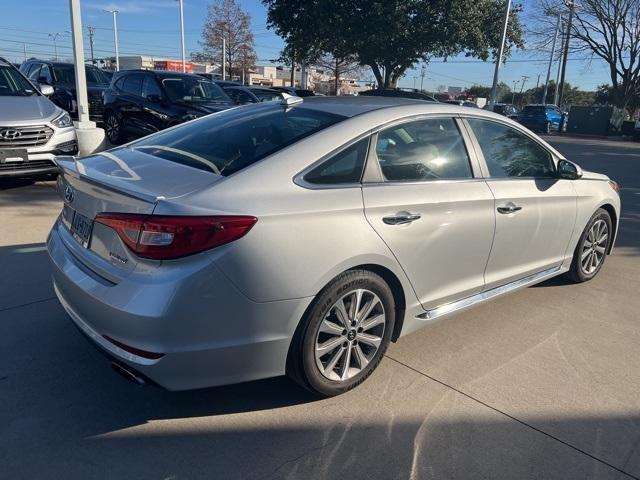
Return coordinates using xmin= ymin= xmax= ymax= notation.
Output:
xmin=1 ymin=136 xmax=639 ymax=479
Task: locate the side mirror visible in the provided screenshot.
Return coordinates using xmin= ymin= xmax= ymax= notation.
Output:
xmin=39 ymin=84 xmax=54 ymax=96
xmin=558 ymin=159 xmax=583 ymax=180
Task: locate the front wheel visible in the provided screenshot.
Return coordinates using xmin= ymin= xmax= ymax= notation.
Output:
xmin=566 ymin=208 xmax=612 ymax=283
xmin=287 ymin=270 xmax=395 ymax=397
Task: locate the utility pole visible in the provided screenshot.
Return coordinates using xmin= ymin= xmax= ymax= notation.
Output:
xmin=86 ymin=26 xmax=96 ymax=65
xmin=554 ymin=22 xmax=564 ymax=105
xmin=222 ymin=36 xmax=226 ymax=80
xmin=177 ymin=0 xmax=186 ymax=72
xmin=542 ymin=14 xmax=561 ymax=105
xmin=48 ymin=33 xmax=62 ymax=60
xmin=300 ymin=60 xmax=307 ymax=89
xmin=489 ymin=0 xmax=512 ymax=107
xmin=104 ymin=9 xmax=119 ymax=71
xmin=511 ymin=79 xmax=518 ymax=104
xmin=535 ymin=73 xmax=540 ymax=90
xmin=420 ymin=64 xmax=426 ymax=92
xmin=23 ymin=43 xmax=27 ymax=63
xmin=558 ymin=1 xmax=575 ymax=107
xmin=519 ymin=75 xmax=530 ymax=106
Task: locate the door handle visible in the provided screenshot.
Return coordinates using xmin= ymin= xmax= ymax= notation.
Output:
xmin=497 ymin=202 xmax=523 ymax=214
xmin=383 ymin=213 xmax=421 ymax=225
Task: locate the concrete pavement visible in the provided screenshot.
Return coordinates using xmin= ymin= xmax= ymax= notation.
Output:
xmin=1 ymin=137 xmax=639 ymax=479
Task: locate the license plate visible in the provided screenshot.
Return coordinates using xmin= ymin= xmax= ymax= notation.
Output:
xmin=70 ymin=210 xmax=93 ymax=248
xmin=0 ymin=149 xmax=27 ymax=163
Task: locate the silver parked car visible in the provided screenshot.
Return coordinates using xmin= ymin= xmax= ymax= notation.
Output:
xmin=48 ymin=97 xmax=620 ymax=396
xmin=0 ymin=57 xmax=77 ymax=177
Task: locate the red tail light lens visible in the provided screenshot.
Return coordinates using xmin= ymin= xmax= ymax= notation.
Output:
xmin=95 ymin=213 xmax=257 ymax=260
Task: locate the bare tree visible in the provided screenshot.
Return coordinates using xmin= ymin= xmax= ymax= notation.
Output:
xmin=531 ymin=0 xmax=640 ymax=109
xmin=315 ymin=53 xmax=362 ymax=95
xmin=195 ymin=0 xmax=257 ymax=79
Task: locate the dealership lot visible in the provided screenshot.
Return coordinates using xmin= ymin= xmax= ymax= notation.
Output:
xmin=1 ymin=136 xmax=639 ymax=479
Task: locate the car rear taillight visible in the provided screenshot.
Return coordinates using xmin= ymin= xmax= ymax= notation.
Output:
xmin=95 ymin=213 xmax=257 ymax=260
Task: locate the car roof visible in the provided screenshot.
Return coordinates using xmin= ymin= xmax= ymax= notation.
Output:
xmin=293 ymin=96 xmax=485 ymax=118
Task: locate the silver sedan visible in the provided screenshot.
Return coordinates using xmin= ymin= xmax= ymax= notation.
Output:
xmin=47 ymin=97 xmax=621 ymax=396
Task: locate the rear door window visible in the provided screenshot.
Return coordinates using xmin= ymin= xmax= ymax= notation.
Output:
xmin=375 ymin=118 xmax=473 ymax=181
xmin=122 ymin=74 xmax=143 ymax=97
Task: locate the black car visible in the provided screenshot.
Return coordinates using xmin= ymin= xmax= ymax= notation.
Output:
xmin=223 ymin=85 xmax=283 ymax=104
xmin=19 ymin=59 xmax=110 ymax=123
xmin=271 ymin=86 xmax=316 ymax=97
xmin=359 ymin=89 xmax=437 ymax=102
xmin=444 ymin=99 xmax=479 ymax=108
xmin=485 ymin=103 xmax=519 ymax=119
xmin=102 ymin=70 xmax=235 ymax=144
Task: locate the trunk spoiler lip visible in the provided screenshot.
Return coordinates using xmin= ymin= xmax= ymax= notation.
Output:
xmin=54 ymin=155 xmax=164 ymax=204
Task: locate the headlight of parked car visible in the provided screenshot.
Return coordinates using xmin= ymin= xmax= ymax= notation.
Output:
xmin=52 ymin=111 xmax=73 ymax=128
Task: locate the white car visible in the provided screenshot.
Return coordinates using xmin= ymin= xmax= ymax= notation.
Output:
xmin=0 ymin=57 xmax=77 ymax=178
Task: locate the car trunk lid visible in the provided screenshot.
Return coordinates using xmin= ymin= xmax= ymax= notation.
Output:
xmin=55 ymin=149 xmax=222 ymax=281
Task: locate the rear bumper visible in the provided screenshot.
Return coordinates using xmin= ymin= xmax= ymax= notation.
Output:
xmin=47 ymin=218 xmax=312 ymax=390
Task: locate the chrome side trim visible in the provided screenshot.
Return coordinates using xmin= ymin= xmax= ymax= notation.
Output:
xmin=417 ymin=266 xmax=562 ymax=320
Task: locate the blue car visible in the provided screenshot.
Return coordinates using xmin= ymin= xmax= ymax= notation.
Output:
xmin=518 ymin=104 xmax=564 ymax=134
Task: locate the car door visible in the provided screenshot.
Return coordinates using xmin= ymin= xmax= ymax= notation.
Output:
xmin=118 ymin=73 xmax=145 ymax=136
xmin=546 ymin=106 xmax=562 ymax=129
xmin=139 ymin=74 xmax=168 ymax=134
xmin=362 ymin=116 xmax=496 ymax=309
xmin=464 ymin=117 xmax=577 ymax=288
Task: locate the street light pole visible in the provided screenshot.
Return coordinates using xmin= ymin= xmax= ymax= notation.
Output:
xmin=489 ymin=0 xmax=512 ymax=107
xmin=104 ymin=9 xmax=119 ymax=71
xmin=542 ymin=14 xmax=561 ymax=105
xmin=69 ymin=0 xmax=90 ymax=125
xmin=177 ymin=0 xmax=186 ymax=72
xmin=48 ymin=33 xmax=62 ymax=60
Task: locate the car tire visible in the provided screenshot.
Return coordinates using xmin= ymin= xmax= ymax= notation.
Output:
xmin=287 ymin=269 xmax=395 ymax=397
xmin=566 ymin=208 xmax=612 ymax=283
xmin=544 ymin=121 xmax=551 ymax=134
xmin=104 ymin=111 xmax=124 ymax=145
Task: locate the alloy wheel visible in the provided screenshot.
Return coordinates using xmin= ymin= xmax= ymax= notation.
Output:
xmin=314 ymin=288 xmax=386 ymax=382
xmin=106 ymin=114 xmax=119 ymax=142
xmin=581 ymin=219 xmax=608 ymax=274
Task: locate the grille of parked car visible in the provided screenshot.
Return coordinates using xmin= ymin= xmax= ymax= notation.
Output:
xmin=0 ymin=125 xmax=54 ymax=148
xmin=88 ymin=94 xmax=104 ymax=119
xmin=0 ymin=159 xmax=55 ymax=172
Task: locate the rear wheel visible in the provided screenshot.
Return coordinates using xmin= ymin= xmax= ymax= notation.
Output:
xmin=566 ymin=208 xmax=612 ymax=282
xmin=544 ymin=121 xmax=552 ymax=134
xmin=287 ymin=270 xmax=395 ymax=397
xmin=104 ymin=111 xmax=124 ymax=145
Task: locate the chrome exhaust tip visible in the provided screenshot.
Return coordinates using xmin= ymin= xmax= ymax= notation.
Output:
xmin=110 ymin=361 xmax=146 ymax=386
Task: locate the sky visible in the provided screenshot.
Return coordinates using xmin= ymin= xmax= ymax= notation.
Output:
xmin=0 ymin=0 xmax=612 ymax=92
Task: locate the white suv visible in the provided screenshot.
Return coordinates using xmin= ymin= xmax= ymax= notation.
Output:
xmin=0 ymin=58 xmax=77 ymax=178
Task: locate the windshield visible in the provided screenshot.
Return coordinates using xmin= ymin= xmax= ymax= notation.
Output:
xmin=129 ymin=103 xmax=346 ymax=176
xmin=252 ymin=89 xmax=283 ymax=102
xmin=53 ymin=65 xmax=109 ymax=85
xmin=161 ymin=77 xmax=231 ymax=104
xmin=0 ymin=66 xmax=37 ymax=96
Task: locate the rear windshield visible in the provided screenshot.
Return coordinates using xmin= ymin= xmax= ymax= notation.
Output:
xmin=129 ymin=103 xmax=346 ymax=176
xmin=53 ymin=65 xmax=108 ymax=85
xmin=252 ymin=89 xmax=282 ymax=102
xmin=522 ymin=106 xmax=546 ymax=113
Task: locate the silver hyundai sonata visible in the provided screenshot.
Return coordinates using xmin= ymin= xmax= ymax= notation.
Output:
xmin=48 ymin=97 xmax=621 ymax=396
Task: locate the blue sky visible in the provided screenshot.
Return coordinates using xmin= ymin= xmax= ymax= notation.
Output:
xmin=1 ymin=0 xmax=611 ymax=92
